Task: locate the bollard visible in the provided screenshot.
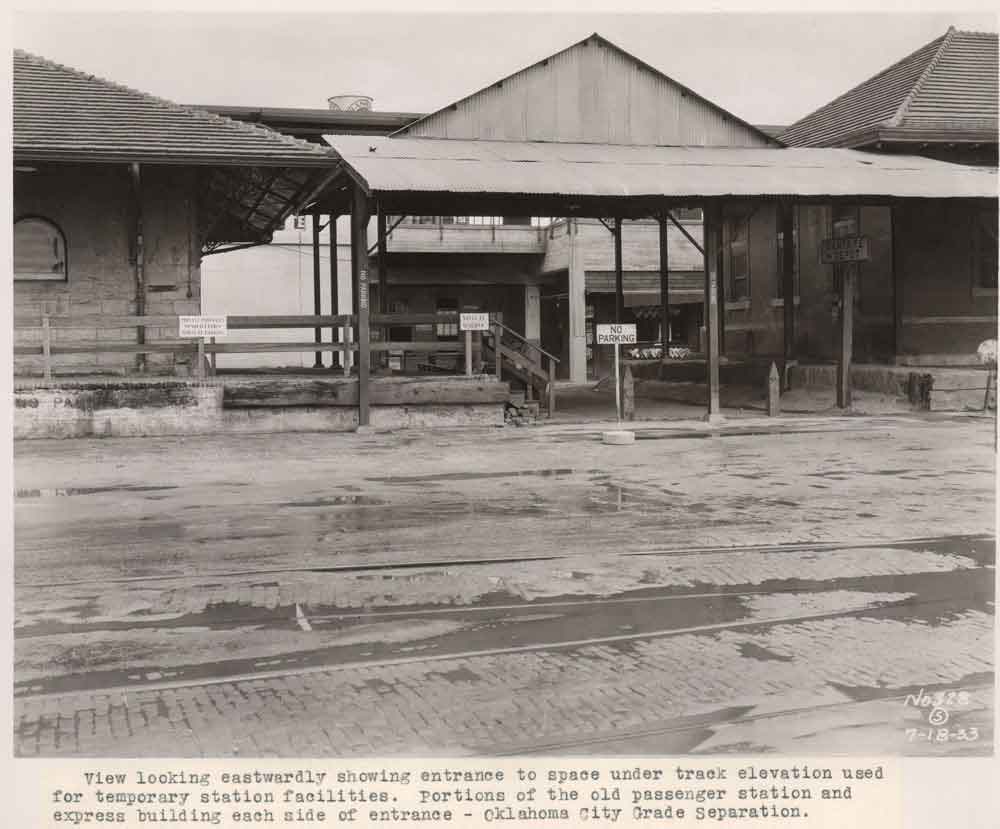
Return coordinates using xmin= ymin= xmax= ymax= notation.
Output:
xmin=767 ymin=361 xmax=780 ymax=417
xmin=622 ymin=365 xmax=635 ymax=421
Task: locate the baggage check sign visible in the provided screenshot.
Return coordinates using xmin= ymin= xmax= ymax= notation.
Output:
xmin=596 ymin=323 xmax=637 ymax=345
xmin=179 ymin=316 xmax=227 ymax=338
xmin=460 ymin=313 xmax=490 ymax=331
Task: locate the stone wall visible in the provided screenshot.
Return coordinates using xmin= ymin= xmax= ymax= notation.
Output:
xmin=14 ymin=164 xmax=201 ymax=377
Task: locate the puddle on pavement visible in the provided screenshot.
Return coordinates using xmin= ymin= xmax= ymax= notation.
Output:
xmin=278 ymin=495 xmax=385 ymax=508
xmin=14 ymin=484 xmax=178 ymax=499
xmin=368 ymin=468 xmax=586 ymax=484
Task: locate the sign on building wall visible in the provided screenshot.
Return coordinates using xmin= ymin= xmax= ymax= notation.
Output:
xmin=596 ymin=323 xmax=637 ymax=345
xmin=460 ymin=313 xmax=490 ymax=331
xmin=178 ymin=316 xmax=228 ymax=338
xmin=820 ymin=236 xmax=871 ymax=264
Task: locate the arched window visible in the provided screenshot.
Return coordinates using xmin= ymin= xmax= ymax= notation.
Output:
xmin=14 ymin=217 xmax=67 ymax=281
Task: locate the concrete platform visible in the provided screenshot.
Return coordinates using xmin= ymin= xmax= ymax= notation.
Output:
xmin=13 ymin=374 xmax=508 ymax=439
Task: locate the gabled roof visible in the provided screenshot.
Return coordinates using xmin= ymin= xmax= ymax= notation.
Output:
xmin=13 ymin=49 xmax=339 ymax=166
xmin=781 ymin=27 xmax=999 ymax=148
xmin=394 ymin=33 xmax=781 ymax=148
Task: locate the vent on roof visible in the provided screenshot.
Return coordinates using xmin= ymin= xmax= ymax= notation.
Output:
xmin=328 ymin=94 xmax=373 ymax=112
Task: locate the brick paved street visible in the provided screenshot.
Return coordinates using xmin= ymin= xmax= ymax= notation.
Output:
xmin=13 ymin=412 xmax=996 ymax=756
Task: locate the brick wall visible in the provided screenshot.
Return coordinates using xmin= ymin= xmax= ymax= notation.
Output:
xmin=14 ymin=164 xmax=201 ymax=377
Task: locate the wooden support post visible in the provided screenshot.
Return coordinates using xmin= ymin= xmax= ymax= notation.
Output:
xmin=329 ymin=212 xmax=340 ymax=369
xmin=377 ymin=209 xmax=388 ymax=370
xmin=130 ymin=163 xmax=146 ymax=374
xmin=493 ymin=321 xmax=503 ymax=381
xmin=311 ymin=213 xmax=323 ymax=368
xmin=352 ymin=188 xmax=371 ymax=426
xmin=209 ymin=336 xmax=217 ymax=377
xmin=768 ymin=362 xmax=781 ymax=417
xmin=547 ymin=360 xmax=556 ymax=415
xmin=837 ymin=266 xmax=855 ymax=408
xmin=195 ymin=338 xmax=205 ymax=379
xmin=42 ymin=315 xmax=51 ymax=380
xmin=622 ymin=364 xmax=635 ymax=421
xmin=614 ymin=217 xmax=624 ymax=323
xmin=780 ymin=200 xmax=796 ymax=387
xmin=891 ymin=203 xmax=903 ymax=362
xmin=464 ymin=329 xmax=472 ymax=376
xmin=659 ymin=214 xmax=670 ymax=352
xmin=704 ymin=202 xmax=722 ymax=420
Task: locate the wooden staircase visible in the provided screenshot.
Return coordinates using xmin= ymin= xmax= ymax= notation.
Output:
xmin=482 ymin=319 xmax=559 ymax=416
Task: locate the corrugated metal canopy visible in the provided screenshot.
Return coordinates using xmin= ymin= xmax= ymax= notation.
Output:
xmin=324 ymin=134 xmax=996 ymax=202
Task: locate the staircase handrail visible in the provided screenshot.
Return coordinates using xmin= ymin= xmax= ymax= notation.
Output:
xmin=489 ymin=317 xmax=560 ymax=365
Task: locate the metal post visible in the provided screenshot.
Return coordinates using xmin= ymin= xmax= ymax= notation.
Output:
xmin=659 ymin=214 xmax=669 ymax=352
xmin=614 ymin=217 xmax=624 ymax=323
xmin=209 ymin=336 xmax=217 ymax=377
xmin=780 ymin=200 xmax=796 ymax=385
xmin=614 ymin=342 xmax=621 ymax=423
xmin=837 ymin=266 xmax=855 ymax=408
xmin=352 ymin=188 xmax=371 ymax=426
xmin=464 ymin=329 xmax=472 ymax=376
xmin=329 ymin=212 xmax=339 ymax=369
xmin=312 ymin=213 xmax=323 ymax=368
xmin=704 ymin=202 xmax=722 ymax=420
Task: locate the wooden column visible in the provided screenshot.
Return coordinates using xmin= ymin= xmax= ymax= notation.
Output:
xmin=891 ymin=203 xmax=903 ymax=362
xmin=376 ymin=209 xmax=388 ymax=369
xmin=130 ymin=163 xmax=146 ymax=374
xmin=352 ymin=187 xmax=371 ymax=426
xmin=659 ymin=214 xmax=669 ymax=349
xmin=780 ymin=200 xmax=796 ymax=382
xmin=311 ymin=213 xmax=323 ymax=368
xmin=837 ymin=265 xmax=855 ymax=409
xmin=614 ymin=217 xmax=624 ymax=323
xmin=704 ymin=202 xmax=722 ymax=420
xmin=329 ymin=212 xmax=340 ymax=369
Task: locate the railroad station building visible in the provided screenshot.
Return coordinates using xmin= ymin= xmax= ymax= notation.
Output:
xmin=11 ymin=28 xmax=998 ymax=437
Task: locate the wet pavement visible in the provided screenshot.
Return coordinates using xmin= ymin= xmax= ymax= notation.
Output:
xmin=12 ymin=411 xmax=997 ymax=756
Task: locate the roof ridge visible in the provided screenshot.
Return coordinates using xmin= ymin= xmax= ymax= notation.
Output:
xmin=780 ymin=31 xmax=948 ymax=142
xmin=889 ymin=26 xmax=956 ymax=127
xmin=392 ymin=32 xmax=780 ymax=146
xmin=13 ymin=48 xmax=334 ymax=158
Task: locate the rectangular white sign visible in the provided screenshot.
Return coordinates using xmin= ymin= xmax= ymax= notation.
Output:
xmin=820 ymin=235 xmax=871 ymax=264
xmin=596 ymin=323 xmax=637 ymax=345
xmin=460 ymin=313 xmax=490 ymax=331
xmin=178 ymin=315 xmax=228 ymax=338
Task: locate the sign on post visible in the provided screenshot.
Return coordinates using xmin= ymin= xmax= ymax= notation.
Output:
xmin=595 ymin=323 xmax=637 ymax=345
xmin=596 ymin=324 xmax=637 ymax=423
xmin=820 ymin=236 xmax=870 ymax=264
xmin=178 ymin=315 xmax=228 ymax=338
xmin=460 ymin=313 xmax=490 ymax=331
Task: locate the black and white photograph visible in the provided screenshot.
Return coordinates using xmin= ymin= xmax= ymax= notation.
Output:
xmin=8 ymin=4 xmax=998 ymax=793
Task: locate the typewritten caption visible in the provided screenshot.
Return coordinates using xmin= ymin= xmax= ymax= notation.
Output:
xmin=22 ymin=759 xmax=901 ymax=828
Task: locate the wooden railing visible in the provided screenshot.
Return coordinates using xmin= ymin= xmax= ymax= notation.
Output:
xmin=484 ymin=318 xmax=560 ymax=413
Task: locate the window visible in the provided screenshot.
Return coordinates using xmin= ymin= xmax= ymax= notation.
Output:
xmin=727 ymin=217 xmax=750 ymax=301
xmin=672 ymin=207 xmax=703 ymax=222
xmin=974 ymin=207 xmax=998 ymax=292
xmin=435 ymin=297 xmax=459 ymax=340
xmin=776 ymin=209 xmax=799 ymax=299
xmin=14 ymin=217 xmax=67 ymax=281
xmin=292 ymin=215 xmax=307 ymax=231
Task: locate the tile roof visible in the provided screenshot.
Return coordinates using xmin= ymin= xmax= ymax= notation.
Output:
xmin=13 ymin=49 xmax=339 ymax=166
xmin=781 ymin=28 xmax=999 ymax=148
